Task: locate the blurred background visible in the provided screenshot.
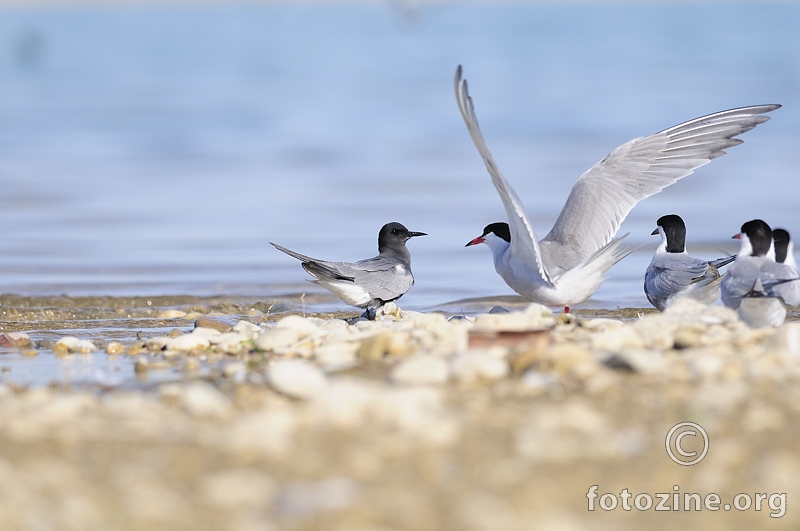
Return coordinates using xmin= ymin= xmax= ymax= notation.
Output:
xmin=0 ymin=0 xmax=799 ymax=309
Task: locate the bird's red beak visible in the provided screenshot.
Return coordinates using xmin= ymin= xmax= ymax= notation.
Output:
xmin=465 ymin=236 xmax=485 ymax=247
xmin=732 ymin=233 xmax=741 ymax=240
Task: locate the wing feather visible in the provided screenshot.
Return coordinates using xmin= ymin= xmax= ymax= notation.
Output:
xmin=455 ymin=66 xmax=553 ymax=287
xmin=544 ymin=104 xmax=780 ymax=261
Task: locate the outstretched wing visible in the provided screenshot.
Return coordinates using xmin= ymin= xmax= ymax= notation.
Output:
xmin=455 ymin=66 xmax=553 ymax=287
xmin=544 ymin=104 xmax=780 ymax=261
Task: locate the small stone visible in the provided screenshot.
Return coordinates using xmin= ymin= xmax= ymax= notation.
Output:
xmin=315 ymin=342 xmax=359 ymax=371
xmin=357 ymin=333 xmax=392 ymax=361
xmin=604 ymin=349 xmax=666 ymax=375
xmin=451 ymin=353 xmax=509 ymax=383
xmin=376 ymin=302 xmax=402 ymax=320
xmin=0 ymin=332 xmax=31 ymax=348
xmin=106 ymin=341 xmax=126 ymax=355
xmin=580 ymin=318 xmax=624 ymax=331
xmin=21 ymin=349 xmax=38 ymax=357
xmin=134 ymin=356 xmax=149 ymax=373
xmin=391 ymin=356 xmax=449 ymax=385
xmin=158 ymin=310 xmax=187 ymax=319
xmin=168 ymin=333 xmax=211 ymax=352
xmin=256 ymin=328 xmax=300 ymax=352
xmin=195 ymin=317 xmax=232 ymax=333
xmin=473 ymin=303 xmax=555 ymax=332
xmin=212 ymin=332 xmax=249 ymax=355
xmin=223 ymin=362 xmax=246 ymax=379
xmin=178 ymin=381 xmax=232 ymax=418
xmin=67 ymin=339 xmax=97 ymax=353
xmin=232 ymin=320 xmax=263 ymax=338
xmin=592 ymin=326 xmax=644 ymax=352
xmin=267 ymin=359 xmax=328 ymax=399
xmin=166 ymin=328 xmax=182 ymax=338
xmin=275 ymin=315 xmax=319 ymax=338
xmin=145 ymin=337 xmax=171 ymax=351
xmin=53 ymin=336 xmax=80 ymax=354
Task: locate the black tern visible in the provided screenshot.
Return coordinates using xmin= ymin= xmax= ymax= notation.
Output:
xmin=270 ymin=222 xmax=426 ymax=320
xmin=721 ymin=219 xmax=800 ymax=327
xmin=644 ymin=214 xmax=735 ymax=311
xmin=455 ymin=65 xmax=780 ymax=312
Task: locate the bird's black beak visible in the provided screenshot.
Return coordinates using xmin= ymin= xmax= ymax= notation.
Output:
xmin=407 ymin=231 xmax=427 ymax=238
xmin=650 ymin=228 xmax=659 ymax=236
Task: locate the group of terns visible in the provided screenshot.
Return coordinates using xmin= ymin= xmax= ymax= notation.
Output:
xmin=272 ymin=66 xmax=796 ymax=327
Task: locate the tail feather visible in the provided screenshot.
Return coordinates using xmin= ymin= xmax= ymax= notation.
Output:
xmin=585 ymin=233 xmax=641 ymax=272
xmin=709 ymin=254 xmax=736 ymax=269
xmin=270 ymin=242 xmax=319 ymax=263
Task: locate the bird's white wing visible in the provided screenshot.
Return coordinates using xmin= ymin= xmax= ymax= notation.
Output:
xmin=455 ymin=66 xmax=554 ymax=287
xmin=543 ymin=104 xmax=780 ymax=262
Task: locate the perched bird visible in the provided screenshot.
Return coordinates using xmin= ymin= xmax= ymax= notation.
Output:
xmin=644 ymin=214 xmax=735 ymax=311
xmin=271 ymin=222 xmax=426 ymax=320
xmin=773 ymin=228 xmax=797 ymax=271
xmin=721 ymin=219 xmax=800 ymax=327
xmin=455 ymin=65 xmax=779 ymax=312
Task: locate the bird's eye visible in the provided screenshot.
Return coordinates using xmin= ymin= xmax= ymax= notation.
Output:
xmin=391 ymin=229 xmax=398 ymax=235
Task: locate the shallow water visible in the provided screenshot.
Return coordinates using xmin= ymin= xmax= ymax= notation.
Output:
xmin=0 ymin=2 xmax=799 ymax=313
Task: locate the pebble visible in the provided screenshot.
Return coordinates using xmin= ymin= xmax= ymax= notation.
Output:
xmin=390 ymin=356 xmax=449 ymax=386
xmin=105 ymin=341 xmax=127 ymax=355
xmin=451 ymin=352 xmax=509 ymax=383
xmin=54 ymin=337 xmax=98 ymax=354
xmin=473 ymin=303 xmax=555 ymax=332
xmin=212 ymin=332 xmax=249 ymax=355
xmin=0 ymin=332 xmax=31 ymax=348
xmin=176 ymin=381 xmax=232 ymax=418
xmin=256 ymin=328 xmax=300 ymax=352
xmin=168 ymin=333 xmax=211 ymax=352
xmin=232 ymin=320 xmax=263 ymax=338
xmin=158 ymin=310 xmax=187 ymax=319
xmin=314 ymin=342 xmax=359 ymax=371
xmin=266 ymin=359 xmax=328 ymax=399
xmin=194 ymin=317 xmax=232 ymax=333
xmin=274 ymin=315 xmax=319 ymax=338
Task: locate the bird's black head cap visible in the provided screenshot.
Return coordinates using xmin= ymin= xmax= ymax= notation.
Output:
xmin=483 ymin=222 xmax=511 ymax=243
xmin=655 ymin=214 xmax=686 ymax=253
xmin=741 ymin=219 xmax=772 ymax=257
xmin=774 ymin=228 xmax=791 ymax=264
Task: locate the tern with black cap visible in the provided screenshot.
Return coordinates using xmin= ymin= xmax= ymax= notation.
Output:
xmin=456 ymin=65 xmax=779 ymax=312
xmin=721 ymin=219 xmax=800 ymax=327
xmin=644 ymin=214 xmax=735 ymax=311
xmin=773 ymin=228 xmax=797 ymax=272
xmin=271 ymin=222 xmax=426 ymax=320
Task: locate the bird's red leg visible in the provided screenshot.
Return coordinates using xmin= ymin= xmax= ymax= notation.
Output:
xmin=564 ymin=306 xmax=570 ymax=314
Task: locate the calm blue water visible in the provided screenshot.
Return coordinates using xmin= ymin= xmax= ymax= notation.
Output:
xmin=1 ymin=2 xmax=799 ymax=309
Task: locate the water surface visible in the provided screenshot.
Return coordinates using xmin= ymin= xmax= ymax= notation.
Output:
xmin=1 ymin=2 xmax=799 ymax=311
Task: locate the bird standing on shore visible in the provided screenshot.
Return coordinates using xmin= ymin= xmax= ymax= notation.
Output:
xmin=644 ymin=214 xmax=735 ymax=311
xmin=271 ymin=222 xmax=426 ymax=320
xmin=721 ymin=219 xmax=800 ymax=327
xmin=456 ymin=65 xmax=779 ymax=312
